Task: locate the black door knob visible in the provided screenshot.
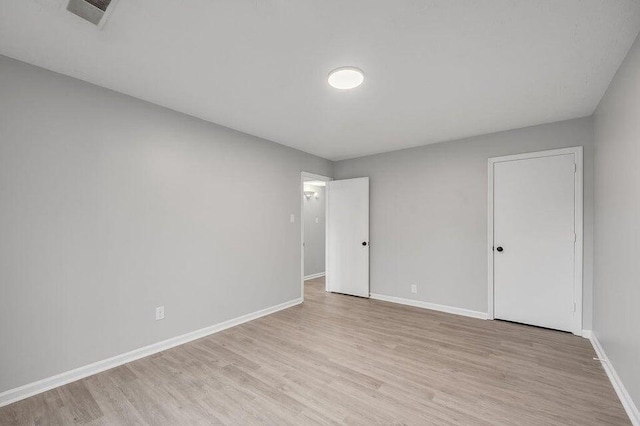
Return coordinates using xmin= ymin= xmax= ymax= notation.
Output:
xmin=362 ymin=242 xmax=368 ymax=246
xmin=496 ymin=246 xmax=504 ymax=252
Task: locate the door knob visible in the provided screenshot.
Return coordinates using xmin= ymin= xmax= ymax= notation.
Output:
xmin=496 ymin=246 xmax=504 ymax=252
xmin=362 ymin=242 xmax=368 ymax=246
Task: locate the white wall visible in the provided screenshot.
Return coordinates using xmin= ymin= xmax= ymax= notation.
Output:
xmin=303 ymin=184 xmax=325 ymax=277
xmin=593 ymin=31 xmax=640 ymax=410
xmin=334 ymin=117 xmax=594 ymax=324
xmin=0 ymin=55 xmax=332 ymax=394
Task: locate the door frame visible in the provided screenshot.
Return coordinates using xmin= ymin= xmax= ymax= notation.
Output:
xmin=300 ymin=172 xmax=332 ymax=301
xmin=487 ymin=146 xmax=583 ymax=335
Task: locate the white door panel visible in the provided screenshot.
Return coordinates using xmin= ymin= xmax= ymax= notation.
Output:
xmin=327 ymin=177 xmax=369 ymax=297
xmin=493 ymin=154 xmax=576 ymax=332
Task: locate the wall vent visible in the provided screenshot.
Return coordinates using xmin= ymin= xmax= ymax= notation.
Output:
xmin=67 ymin=0 xmax=115 ymax=26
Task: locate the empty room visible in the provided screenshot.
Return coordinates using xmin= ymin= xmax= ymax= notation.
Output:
xmin=1 ymin=1 xmax=639 ymax=425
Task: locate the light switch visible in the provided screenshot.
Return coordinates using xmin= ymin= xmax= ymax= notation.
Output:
xmin=290 ymin=214 xmax=295 ymax=223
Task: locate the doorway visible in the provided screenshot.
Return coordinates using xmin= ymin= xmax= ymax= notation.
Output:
xmin=300 ymin=173 xmax=371 ymax=301
xmin=488 ymin=147 xmax=583 ymax=334
xmin=301 ymin=172 xmax=331 ymax=300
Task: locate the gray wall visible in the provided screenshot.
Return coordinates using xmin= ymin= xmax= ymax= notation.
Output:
xmin=335 ymin=117 xmax=594 ymax=325
xmin=593 ymin=33 xmax=640 ymax=408
xmin=303 ymin=184 xmax=325 ymax=277
xmin=0 ymin=55 xmax=332 ymax=393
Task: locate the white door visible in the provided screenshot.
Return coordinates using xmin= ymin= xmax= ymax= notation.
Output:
xmin=493 ymin=152 xmax=578 ymax=332
xmin=327 ymin=177 xmax=369 ymax=297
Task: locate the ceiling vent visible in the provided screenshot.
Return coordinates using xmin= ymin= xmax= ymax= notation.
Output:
xmin=67 ymin=0 xmax=116 ymax=27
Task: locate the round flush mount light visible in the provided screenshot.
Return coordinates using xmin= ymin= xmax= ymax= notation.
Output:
xmin=327 ymin=67 xmax=364 ymax=90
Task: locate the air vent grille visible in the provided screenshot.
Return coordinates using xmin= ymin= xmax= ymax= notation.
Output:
xmin=84 ymin=0 xmax=111 ymax=12
xmin=67 ymin=0 xmax=114 ymax=25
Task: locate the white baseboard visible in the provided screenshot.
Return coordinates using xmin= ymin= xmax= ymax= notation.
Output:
xmin=581 ymin=329 xmax=592 ymax=338
xmin=588 ymin=332 xmax=640 ymax=426
xmin=304 ymin=272 xmax=325 ymax=281
xmin=0 ymin=297 xmax=303 ymax=408
xmin=369 ymin=293 xmax=488 ymax=320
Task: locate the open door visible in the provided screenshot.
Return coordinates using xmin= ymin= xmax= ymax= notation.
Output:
xmin=327 ymin=177 xmax=369 ymax=297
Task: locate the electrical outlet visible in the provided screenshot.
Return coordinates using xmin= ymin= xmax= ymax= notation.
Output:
xmin=315 ymin=217 xmax=319 ymax=224
xmin=411 ymin=285 xmax=417 ymax=294
xmin=155 ymin=306 xmax=165 ymax=320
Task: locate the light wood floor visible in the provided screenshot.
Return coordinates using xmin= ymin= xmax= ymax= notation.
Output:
xmin=1 ymin=277 xmax=629 ymax=425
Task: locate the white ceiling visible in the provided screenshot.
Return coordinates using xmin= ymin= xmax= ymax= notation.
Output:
xmin=2 ymin=0 xmax=640 ymax=160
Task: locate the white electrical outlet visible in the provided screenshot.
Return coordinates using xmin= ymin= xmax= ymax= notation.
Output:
xmin=411 ymin=285 xmax=417 ymax=294
xmin=155 ymin=306 xmax=165 ymax=320
xmin=315 ymin=217 xmax=319 ymax=224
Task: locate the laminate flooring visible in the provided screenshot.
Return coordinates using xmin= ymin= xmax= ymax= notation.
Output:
xmin=0 ymin=277 xmax=630 ymax=425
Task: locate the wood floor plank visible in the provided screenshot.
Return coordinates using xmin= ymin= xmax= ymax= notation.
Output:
xmin=0 ymin=277 xmax=630 ymax=425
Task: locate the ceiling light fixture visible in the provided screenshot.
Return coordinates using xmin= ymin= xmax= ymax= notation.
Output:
xmin=328 ymin=67 xmax=364 ymax=90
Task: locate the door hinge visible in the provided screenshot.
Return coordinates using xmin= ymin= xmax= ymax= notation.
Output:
xmin=573 ymin=302 xmax=577 ymax=313
xmin=573 ymin=232 xmax=577 ymax=242
xmin=573 ymin=163 xmax=577 ymax=173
